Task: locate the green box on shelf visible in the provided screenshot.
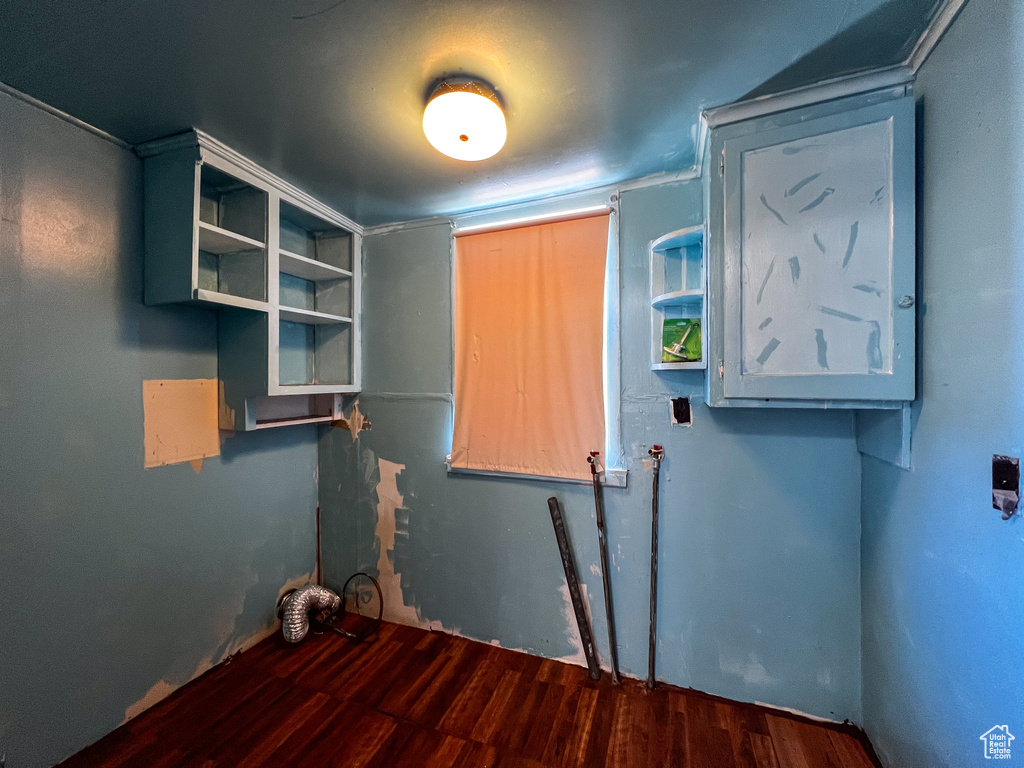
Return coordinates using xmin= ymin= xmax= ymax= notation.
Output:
xmin=662 ymin=318 xmax=701 ymax=363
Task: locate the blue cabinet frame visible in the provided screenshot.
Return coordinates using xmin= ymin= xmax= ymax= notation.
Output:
xmin=706 ymin=89 xmax=916 ymax=408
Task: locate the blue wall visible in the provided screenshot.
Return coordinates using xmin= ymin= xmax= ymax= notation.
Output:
xmin=319 ymin=179 xmax=865 ymax=722
xmin=0 ymin=93 xmax=319 ymax=766
xmin=861 ymin=0 xmax=1024 ymax=765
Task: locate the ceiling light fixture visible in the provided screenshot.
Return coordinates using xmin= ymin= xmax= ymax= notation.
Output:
xmin=423 ymin=78 xmax=506 ymax=161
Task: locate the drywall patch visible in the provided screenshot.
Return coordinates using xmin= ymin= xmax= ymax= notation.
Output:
xmin=374 ymin=458 xmax=429 ymax=628
xmin=143 ymin=379 xmax=220 ymax=469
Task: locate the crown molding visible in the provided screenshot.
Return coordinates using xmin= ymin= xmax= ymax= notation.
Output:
xmin=703 ymin=65 xmax=913 ymax=128
xmin=136 ymin=129 xmax=363 ymax=235
xmin=703 ymin=0 xmax=968 ymax=129
xmin=362 ymin=163 xmax=704 ymax=236
xmin=0 ymin=80 xmax=131 ymax=150
xmin=906 ymin=0 xmax=969 ymax=73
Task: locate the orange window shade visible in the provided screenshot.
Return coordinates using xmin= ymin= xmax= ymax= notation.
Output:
xmin=452 ymin=212 xmax=609 ymax=481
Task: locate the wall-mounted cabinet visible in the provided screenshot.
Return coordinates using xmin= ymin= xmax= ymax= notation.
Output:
xmin=139 ymin=130 xmax=362 ymax=429
xmin=705 ymin=89 xmax=915 ymax=408
xmin=650 ymin=225 xmax=706 ymax=370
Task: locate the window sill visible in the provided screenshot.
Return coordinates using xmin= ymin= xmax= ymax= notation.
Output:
xmin=444 ymin=455 xmax=628 ymax=488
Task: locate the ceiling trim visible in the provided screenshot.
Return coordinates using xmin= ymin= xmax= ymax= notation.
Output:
xmin=906 ymin=0 xmax=969 ymax=72
xmin=136 ymin=129 xmax=364 ymax=235
xmin=703 ymin=0 xmax=968 ymax=128
xmin=703 ymin=66 xmax=913 ymax=129
xmin=364 ymin=136 xmax=709 ymax=237
xmin=363 ymin=169 xmax=696 ymax=236
xmin=0 ymin=80 xmax=130 ymax=150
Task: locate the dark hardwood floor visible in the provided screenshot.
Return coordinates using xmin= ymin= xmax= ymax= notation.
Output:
xmin=61 ymin=621 xmax=880 ymax=767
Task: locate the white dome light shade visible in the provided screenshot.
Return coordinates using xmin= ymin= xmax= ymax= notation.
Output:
xmin=423 ymin=81 xmax=507 ymax=161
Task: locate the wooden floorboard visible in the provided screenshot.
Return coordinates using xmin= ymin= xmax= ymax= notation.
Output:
xmin=60 ymin=622 xmax=880 ymax=768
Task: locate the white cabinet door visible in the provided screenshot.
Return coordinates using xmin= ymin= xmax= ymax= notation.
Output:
xmin=719 ymin=96 xmax=915 ymax=402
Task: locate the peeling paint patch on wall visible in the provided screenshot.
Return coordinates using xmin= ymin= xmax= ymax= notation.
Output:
xmin=332 ymin=400 xmax=371 ymax=441
xmin=122 ymin=680 xmax=178 ymax=723
xmin=119 ymin=569 xmax=315 ymax=726
xmin=374 ymin=458 xmax=429 ymax=628
xmin=143 ymin=379 xmax=220 ymax=469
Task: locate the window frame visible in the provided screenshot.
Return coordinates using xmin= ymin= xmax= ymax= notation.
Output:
xmin=444 ymin=195 xmax=626 ymax=488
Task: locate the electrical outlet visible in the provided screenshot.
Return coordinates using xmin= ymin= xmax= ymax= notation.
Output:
xmin=992 ymin=455 xmax=1019 ymax=520
xmin=670 ymin=397 xmax=692 ymax=427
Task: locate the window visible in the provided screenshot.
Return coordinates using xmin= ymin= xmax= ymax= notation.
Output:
xmin=449 ymin=209 xmax=619 ymax=482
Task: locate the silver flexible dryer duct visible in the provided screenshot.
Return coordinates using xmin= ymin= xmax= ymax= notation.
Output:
xmin=281 ymin=584 xmax=341 ymax=643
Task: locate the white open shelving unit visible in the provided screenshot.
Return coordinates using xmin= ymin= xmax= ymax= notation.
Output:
xmin=650 ymin=224 xmax=707 ymax=371
xmin=138 ymin=129 xmax=362 ymax=430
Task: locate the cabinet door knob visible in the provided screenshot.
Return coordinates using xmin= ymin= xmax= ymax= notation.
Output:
xmin=898 ymin=295 xmax=915 ymax=308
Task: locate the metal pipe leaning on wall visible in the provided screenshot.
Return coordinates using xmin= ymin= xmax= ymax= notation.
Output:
xmin=279 ymin=584 xmax=341 ymax=644
xmin=647 ymin=445 xmax=665 ymax=690
xmin=588 ymin=451 xmax=620 ymax=684
xmin=547 ymin=496 xmax=602 ymax=680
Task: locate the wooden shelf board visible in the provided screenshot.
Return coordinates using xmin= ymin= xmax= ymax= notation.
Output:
xmin=253 ymin=414 xmax=336 ymax=429
xmin=279 ymin=249 xmax=352 ymax=282
xmin=651 ymin=224 xmax=704 ymax=253
xmin=652 ymin=289 xmax=704 ymax=309
xmin=279 ymin=306 xmax=352 ymax=325
xmin=274 ymin=384 xmax=358 ymax=396
xmin=652 ymin=361 xmax=707 ymax=371
xmin=194 ymin=289 xmax=269 ymax=313
xmin=198 ymin=221 xmax=265 ymax=254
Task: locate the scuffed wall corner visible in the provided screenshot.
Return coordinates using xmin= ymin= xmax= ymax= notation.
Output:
xmin=331 ymin=399 xmax=371 ymax=441
xmin=120 ymin=568 xmax=316 ymax=726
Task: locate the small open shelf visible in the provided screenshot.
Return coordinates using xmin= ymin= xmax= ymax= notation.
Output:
xmin=199 ymin=164 xmax=267 ymax=243
xmin=652 ymin=225 xmax=704 ymax=253
xmin=653 ymin=361 xmax=705 ymax=371
xmin=197 ymin=245 xmax=266 ymax=305
xmin=652 ymin=289 xmax=704 ymax=309
xmin=279 ymin=320 xmax=353 ymax=388
xmin=279 ymin=248 xmax=352 ymax=282
xmin=248 ymin=393 xmax=342 ymax=430
xmin=280 ymin=200 xmax=353 ymax=270
xmin=198 ymin=221 xmax=265 ymax=254
xmin=196 ymin=164 xmax=268 ymax=305
xmin=277 ymin=201 xmax=356 ymax=394
xmin=651 ymin=225 xmax=706 ymax=371
xmin=279 ymin=306 xmax=352 ymax=325
xmin=194 ymin=289 xmax=268 ymax=313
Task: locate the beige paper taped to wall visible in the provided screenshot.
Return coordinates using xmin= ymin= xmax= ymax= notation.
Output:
xmin=143 ymin=379 xmax=221 ymax=469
